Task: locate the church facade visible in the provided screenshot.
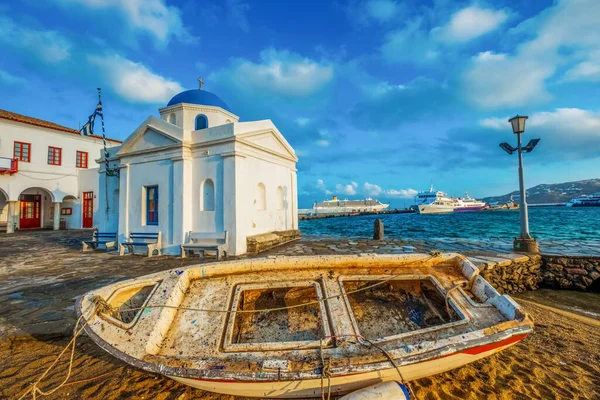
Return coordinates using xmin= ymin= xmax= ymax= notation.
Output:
xmin=96 ymin=83 xmax=299 ymax=255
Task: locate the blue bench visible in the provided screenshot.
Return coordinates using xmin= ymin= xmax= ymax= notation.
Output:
xmin=82 ymin=231 xmax=117 ymax=252
xmin=119 ymin=232 xmax=162 ymax=257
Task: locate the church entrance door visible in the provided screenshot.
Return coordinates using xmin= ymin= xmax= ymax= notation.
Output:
xmin=20 ymin=194 xmax=41 ymax=229
xmin=83 ymin=191 xmax=93 ymax=228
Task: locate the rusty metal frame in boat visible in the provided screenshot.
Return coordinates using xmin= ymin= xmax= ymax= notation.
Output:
xmin=98 ymin=279 xmax=162 ymax=330
xmin=337 ymin=274 xmax=471 ymax=345
xmin=222 ymin=280 xmax=333 ymax=352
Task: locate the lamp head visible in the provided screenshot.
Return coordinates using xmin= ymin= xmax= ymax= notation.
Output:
xmin=508 ymin=114 xmax=528 ymax=134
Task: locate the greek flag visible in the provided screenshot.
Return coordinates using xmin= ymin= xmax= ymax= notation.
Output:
xmin=79 ymin=101 xmax=102 ymax=136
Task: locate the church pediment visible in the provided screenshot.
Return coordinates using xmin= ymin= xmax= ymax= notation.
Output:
xmin=117 ymin=116 xmax=182 ymax=156
xmin=238 ymin=130 xmax=298 ymax=161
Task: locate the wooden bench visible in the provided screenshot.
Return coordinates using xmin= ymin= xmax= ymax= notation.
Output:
xmin=119 ymin=232 xmax=162 ymax=257
xmin=181 ymin=231 xmax=228 ymax=260
xmin=82 ymin=231 xmax=117 ymax=252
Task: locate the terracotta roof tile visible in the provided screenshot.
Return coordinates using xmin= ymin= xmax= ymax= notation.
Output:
xmin=0 ymin=109 xmax=122 ymax=144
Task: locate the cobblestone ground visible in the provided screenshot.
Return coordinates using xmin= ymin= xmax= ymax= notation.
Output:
xmin=1 ymin=230 xmax=599 ymax=399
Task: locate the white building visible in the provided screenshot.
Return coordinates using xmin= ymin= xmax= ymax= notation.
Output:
xmin=96 ymin=83 xmax=299 ymax=256
xmin=0 ymin=109 xmax=121 ymax=233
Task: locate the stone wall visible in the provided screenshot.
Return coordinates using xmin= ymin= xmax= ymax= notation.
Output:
xmin=471 ymin=254 xmax=600 ymax=294
xmin=475 ymin=255 xmax=543 ymax=294
xmin=246 ymin=230 xmax=301 ymax=253
xmin=540 ymin=256 xmax=600 ymax=290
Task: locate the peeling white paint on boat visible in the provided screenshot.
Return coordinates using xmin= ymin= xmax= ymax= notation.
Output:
xmin=77 ymin=253 xmax=533 ymax=398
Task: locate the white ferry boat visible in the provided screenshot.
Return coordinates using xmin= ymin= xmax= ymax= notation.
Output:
xmin=414 ymin=186 xmax=456 ymax=214
xmin=308 ymin=196 xmax=389 ymax=215
xmin=414 ymin=187 xmax=487 ymax=214
xmin=566 ymin=193 xmax=600 ymax=207
xmin=454 ymin=193 xmax=488 ymax=212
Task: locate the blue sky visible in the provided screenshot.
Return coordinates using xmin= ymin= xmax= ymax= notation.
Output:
xmin=1 ymin=0 xmax=599 ymax=208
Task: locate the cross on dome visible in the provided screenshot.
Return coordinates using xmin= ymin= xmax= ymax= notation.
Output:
xmin=197 ymin=77 xmax=204 ymax=90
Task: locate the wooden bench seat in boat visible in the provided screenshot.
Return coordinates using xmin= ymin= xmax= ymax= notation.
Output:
xmin=82 ymin=231 xmax=117 ymax=251
xmin=181 ymin=231 xmax=228 ymax=260
xmin=119 ymin=232 xmax=161 ymax=257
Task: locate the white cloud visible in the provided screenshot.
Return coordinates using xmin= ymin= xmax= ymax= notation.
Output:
xmin=64 ymin=0 xmax=195 ymax=45
xmin=316 ymin=179 xmax=333 ymax=195
xmin=436 ymin=6 xmax=508 ymax=42
xmin=386 ymin=188 xmax=419 ymax=198
xmin=218 ymin=48 xmax=334 ymax=97
xmin=0 ymin=69 xmax=25 ymax=85
xmin=89 ymin=54 xmax=183 ymax=104
xmin=381 ymin=19 xmax=439 ymax=64
xmin=336 ymin=182 xmax=358 ymax=196
xmin=316 ymin=140 xmax=330 ymax=147
xmin=563 ymin=61 xmax=600 ymax=82
xmin=365 ymin=0 xmax=401 ymax=23
xmin=463 ymin=0 xmax=600 ymax=108
xmin=362 ymin=182 xmax=418 ymax=198
xmin=0 ymin=16 xmax=71 ymax=63
xmin=474 ymin=51 xmax=506 ymax=62
xmin=294 ymin=117 xmax=311 ymax=126
xmin=480 ymin=117 xmax=508 ymax=130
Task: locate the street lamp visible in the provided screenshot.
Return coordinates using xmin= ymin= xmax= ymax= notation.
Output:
xmin=499 ymin=115 xmax=541 ymax=253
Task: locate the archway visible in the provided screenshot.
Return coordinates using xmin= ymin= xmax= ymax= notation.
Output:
xmin=62 ymin=195 xmax=79 ymax=229
xmin=0 ymin=187 xmax=8 ymax=232
xmin=18 ymin=187 xmax=54 ymax=229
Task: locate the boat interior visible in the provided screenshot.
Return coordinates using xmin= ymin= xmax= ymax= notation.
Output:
xmin=82 ymin=254 xmax=530 ymax=378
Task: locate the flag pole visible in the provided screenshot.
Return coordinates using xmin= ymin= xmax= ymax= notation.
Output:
xmin=97 ymin=88 xmax=110 ymax=220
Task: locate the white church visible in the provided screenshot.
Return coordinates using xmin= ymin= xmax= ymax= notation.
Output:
xmin=96 ymin=80 xmax=299 ymax=256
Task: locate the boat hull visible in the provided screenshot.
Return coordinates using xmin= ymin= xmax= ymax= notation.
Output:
xmin=454 ymin=206 xmax=486 ymax=212
xmin=169 ymin=334 xmax=526 ymax=398
xmin=416 ymin=204 xmax=455 ymax=214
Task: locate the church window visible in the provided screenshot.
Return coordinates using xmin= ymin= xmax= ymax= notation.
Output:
xmin=47 ymin=146 xmax=62 ymax=166
xmin=168 ymin=113 xmax=176 ymax=125
xmin=195 ymin=114 xmax=208 ymax=130
xmin=226 ymin=119 xmax=231 ymax=124
xmin=256 ymin=183 xmax=266 ymax=210
xmin=200 ymin=179 xmax=215 ymax=211
xmin=276 ymin=186 xmax=284 ymax=210
xmin=146 ymin=186 xmax=159 ymax=225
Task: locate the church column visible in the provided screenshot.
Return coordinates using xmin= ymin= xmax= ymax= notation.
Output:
xmin=171 ymin=156 xmax=192 ymax=252
xmin=290 ymin=170 xmax=298 ymax=230
xmin=222 ymin=152 xmax=246 ymax=255
xmin=118 ymin=164 xmax=130 ymax=244
xmin=52 ymin=202 xmax=61 ymax=230
xmin=6 ymin=200 xmax=19 ymax=233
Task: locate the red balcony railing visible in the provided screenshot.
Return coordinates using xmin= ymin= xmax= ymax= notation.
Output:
xmin=0 ymin=157 xmax=18 ymax=175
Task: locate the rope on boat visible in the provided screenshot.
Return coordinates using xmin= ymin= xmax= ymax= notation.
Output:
xmin=17 ymin=260 xmax=447 ymax=399
xmin=114 ymin=256 xmax=438 ymax=316
xmin=319 ymin=338 xmax=332 ymax=400
xmin=16 ymin=297 xmax=119 ymax=400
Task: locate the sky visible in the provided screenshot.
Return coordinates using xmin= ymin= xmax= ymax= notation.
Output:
xmin=1 ymin=0 xmax=599 ymax=208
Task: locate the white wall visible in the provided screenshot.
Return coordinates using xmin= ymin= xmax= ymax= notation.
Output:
xmin=158 ymin=104 xmax=239 ymax=133
xmin=191 ymin=154 xmax=224 ymax=233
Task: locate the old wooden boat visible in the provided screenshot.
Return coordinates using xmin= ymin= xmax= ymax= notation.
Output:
xmin=77 ymin=253 xmax=533 ymax=398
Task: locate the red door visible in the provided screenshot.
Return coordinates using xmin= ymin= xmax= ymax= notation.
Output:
xmin=82 ymin=191 xmax=93 ymax=228
xmin=20 ymin=195 xmax=41 ymax=229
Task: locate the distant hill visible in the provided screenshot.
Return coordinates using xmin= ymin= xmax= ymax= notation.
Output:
xmin=481 ymin=179 xmax=600 ymax=205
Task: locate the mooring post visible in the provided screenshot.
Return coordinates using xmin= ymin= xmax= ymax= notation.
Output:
xmin=373 ymin=219 xmax=384 ymax=240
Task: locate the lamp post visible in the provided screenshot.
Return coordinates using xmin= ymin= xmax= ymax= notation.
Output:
xmin=499 ymin=115 xmax=541 ymax=253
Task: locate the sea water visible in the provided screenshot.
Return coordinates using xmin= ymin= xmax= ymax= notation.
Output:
xmin=299 ymin=207 xmax=600 ymax=242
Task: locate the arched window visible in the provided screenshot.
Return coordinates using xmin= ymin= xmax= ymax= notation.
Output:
xmin=200 ymin=179 xmax=215 ymax=211
xmin=276 ymin=186 xmax=284 ymax=210
xmin=195 ymin=114 xmax=208 ymax=130
xmin=168 ymin=113 xmax=176 ymax=125
xmin=256 ymin=183 xmax=266 ymax=210
xmin=225 ymin=119 xmax=232 ymax=124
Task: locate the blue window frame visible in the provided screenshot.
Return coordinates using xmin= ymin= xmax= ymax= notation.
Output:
xmin=146 ymin=186 xmax=158 ymax=225
xmin=195 ymin=114 xmax=208 ymax=130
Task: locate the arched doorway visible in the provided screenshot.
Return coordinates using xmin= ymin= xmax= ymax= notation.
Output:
xmin=18 ymin=187 xmax=54 ymax=229
xmin=0 ymin=187 xmax=8 ymax=231
xmin=62 ymin=195 xmax=79 ymax=229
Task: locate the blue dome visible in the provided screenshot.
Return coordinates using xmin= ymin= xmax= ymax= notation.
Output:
xmin=167 ymin=89 xmax=231 ymax=111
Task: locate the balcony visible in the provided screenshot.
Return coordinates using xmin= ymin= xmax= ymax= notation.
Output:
xmin=0 ymin=157 xmax=18 ymax=175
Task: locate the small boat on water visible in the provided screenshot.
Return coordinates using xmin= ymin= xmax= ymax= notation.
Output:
xmin=77 ymin=254 xmax=533 ymax=398
xmin=414 ymin=186 xmax=487 ymax=214
xmin=566 ymin=193 xmax=600 ymax=207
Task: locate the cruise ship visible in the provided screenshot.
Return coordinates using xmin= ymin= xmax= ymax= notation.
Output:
xmin=307 ymin=196 xmax=389 ymax=215
xmin=414 ymin=186 xmax=487 ymax=214
xmin=566 ymin=193 xmax=600 ymax=207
